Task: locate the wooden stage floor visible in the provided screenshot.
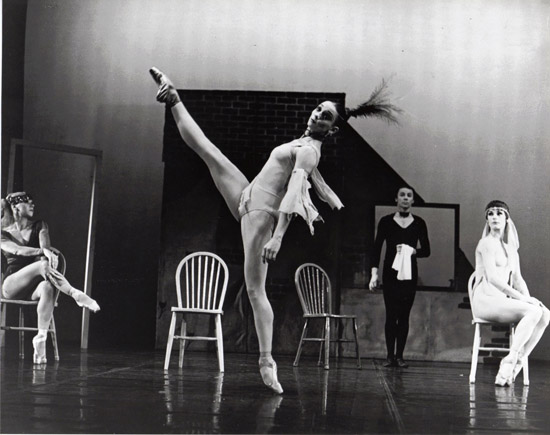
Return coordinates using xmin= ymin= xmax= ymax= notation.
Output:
xmin=1 ymin=346 xmax=549 ymax=434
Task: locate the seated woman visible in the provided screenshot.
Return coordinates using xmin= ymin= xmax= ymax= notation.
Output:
xmin=472 ymin=200 xmax=549 ymax=386
xmin=1 ymin=192 xmax=100 ymax=364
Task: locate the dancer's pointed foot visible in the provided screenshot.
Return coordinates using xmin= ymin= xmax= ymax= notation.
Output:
xmin=47 ymin=269 xmax=100 ymax=312
xmin=149 ymin=67 xmax=181 ymax=107
xmin=72 ymin=289 xmax=101 ymax=313
xmin=32 ymin=334 xmax=47 ymax=364
xmin=495 ymin=355 xmax=515 ymax=387
xmin=259 ymin=357 xmax=284 ymax=395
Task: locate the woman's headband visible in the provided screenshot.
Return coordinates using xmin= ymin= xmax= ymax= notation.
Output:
xmin=5 ymin=192 xmax=32 ymax=206
xmin=484 ymin=200 xmax=510 ymax=218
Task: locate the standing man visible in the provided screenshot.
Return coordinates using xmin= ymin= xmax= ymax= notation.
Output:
xmin=369 ymin=187 xmax=430 ymax=367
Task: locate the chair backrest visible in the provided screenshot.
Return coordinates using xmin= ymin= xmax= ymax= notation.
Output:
xmin=54 ymin=250 xmax=67 ymax=303
xmin=468 ymin=272 xmax=480 ymax=321
xmin=56 ymin=250 xmax=67 ymax=275
xmin=294 ymin=263 xmax=332 ymax=315
xmin=175 ymin=252 xmax=229 ymax=311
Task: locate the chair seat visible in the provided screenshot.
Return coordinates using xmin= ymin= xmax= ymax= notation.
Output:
xmin=304 ymin=313 xmax=357 ymax=319
xmin=171 ymin=307 xmax=224 ymax=315
xmin=1 ymin=298 xmax=58 ymax=307
xmin=472 ymin=318 xmax=515 ymax=325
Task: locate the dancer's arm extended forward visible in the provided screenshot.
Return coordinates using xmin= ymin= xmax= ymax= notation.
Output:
xmin=262 ymin=147 xmax=318 ymax=263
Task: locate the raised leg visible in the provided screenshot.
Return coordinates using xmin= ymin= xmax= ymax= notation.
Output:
xmin=150 ymin=67 xmax=249 ymax=221
xmin=164 ymin=312 xmax=177 ymax=370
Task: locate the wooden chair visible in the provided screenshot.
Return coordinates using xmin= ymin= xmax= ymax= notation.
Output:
xmin=468 ymin=272 xmax=529 ymax=385
xmin=0 ymin=251 xmax=66 ymax=361
xmin=293 ymin=263 xmax=361 ymax=370
xmin=164 ymin=252 xmax=229 ymax=371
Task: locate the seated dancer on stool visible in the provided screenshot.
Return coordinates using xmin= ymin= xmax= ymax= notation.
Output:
xmin=471 ymin=200 xmax=549 ymax=386
xmin=369 ymin=186 xmax=430 ymax=368
xmin=1 ymin=192 xmax=100 ymax=364
xmin=150 ymin=67 xmax=401 ymax=393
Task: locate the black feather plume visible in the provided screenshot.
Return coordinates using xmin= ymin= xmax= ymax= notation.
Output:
xmin=346 ymin=79 xmax=402 ymax=125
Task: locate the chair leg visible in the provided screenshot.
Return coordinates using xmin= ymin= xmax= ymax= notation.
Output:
xmin=50 ymin=315 xmax=60 ymax=361
xmin=352 ymin=318 xmax=361 ymax=369
xmin=164 ymin=312 xmax=177 ymax=370
xmin=469 ymin=323 xmax=481 ymax=383
xmin=335 ymin=318 xmax=340 ymax=360
xmin=324 ymin=317 xmax=330 ymax=370
xmin=178 ymin=317 xmax=187 ymax=368
xmin=19 ymin=307 xmax=25 ymax=359
xmin=215 ymin=314 xmax=224 ymax=373
xmin=294 ymin=319 xmax=309 ymax=367
xmin=522 ymin=356 xmax=529 ymax=386
xmin=0 ymin=303 xmax=6 ymax=348
xmin=317 ymin=324 xmax=325 ymax=367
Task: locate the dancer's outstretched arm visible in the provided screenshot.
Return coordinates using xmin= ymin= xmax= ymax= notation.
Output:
xmin=262 ymin=147 xmax=318 ymax=263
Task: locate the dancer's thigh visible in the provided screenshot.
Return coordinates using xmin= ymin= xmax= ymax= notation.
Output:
xmin=473 ymin=291 xmax=536 ymax=323
xmin=2 ymin=261 xmax=45 ymax=299
xmin=241 ymin=211 xmax=274 ymax=290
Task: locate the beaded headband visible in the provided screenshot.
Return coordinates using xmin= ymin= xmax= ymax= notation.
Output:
xmin=485 ymin=206 xmax=509 ymax=219
xmin=6 ymin=193 xmax=33 ymax=206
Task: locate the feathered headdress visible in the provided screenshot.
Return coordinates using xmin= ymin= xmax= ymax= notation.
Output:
xmin=343 ymin=79 xmax=403 ymax=125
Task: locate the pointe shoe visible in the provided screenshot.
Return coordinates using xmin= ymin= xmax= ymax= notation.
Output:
xmin=495 ymin=357 xmax=515 ymax=387
xmin=149 ymin=67 xmax=181 ymax=107
xmin=32 ymin=335 xmax=47 ymax=364
xmin=259 ymin=358 xmax=284 ymax=395
xmin=72 ymin=290 xmax=101 ymax=313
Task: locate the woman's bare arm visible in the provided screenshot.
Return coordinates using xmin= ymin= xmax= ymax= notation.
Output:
xmin=510 ymin=249 xmax=530 ymax=296
xmin=479 ymin=239 xmax=530 ymax=301
xmin=1 ymin=234 xmax=42 ymax=257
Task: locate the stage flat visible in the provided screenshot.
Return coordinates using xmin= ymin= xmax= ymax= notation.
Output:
xmin=1 ymin=347 xmax=549 ymax=434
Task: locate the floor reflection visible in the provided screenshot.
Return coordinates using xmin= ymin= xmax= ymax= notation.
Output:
xmin=469 ymin=384 xmax=532 ymax=432
xmin=79 ymin=351 xmax=89 ymax=423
